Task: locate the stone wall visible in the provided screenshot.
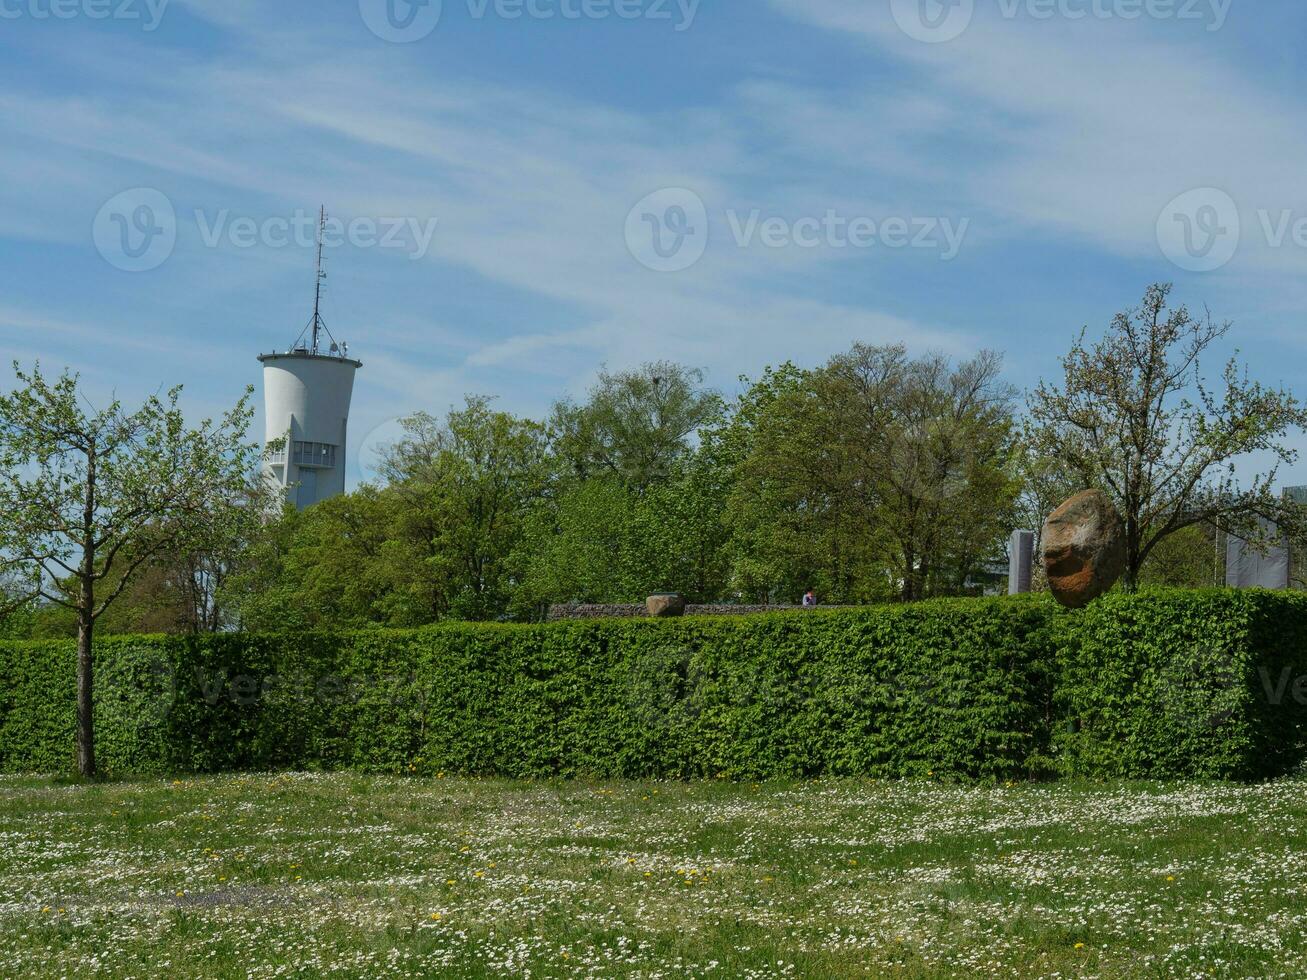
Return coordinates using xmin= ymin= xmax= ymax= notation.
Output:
xmin=545 ymin=603 xmax=836 ymax=621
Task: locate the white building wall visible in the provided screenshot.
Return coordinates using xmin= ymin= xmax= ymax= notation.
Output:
xmin=259 ymin=352 xmax=361 ymax=510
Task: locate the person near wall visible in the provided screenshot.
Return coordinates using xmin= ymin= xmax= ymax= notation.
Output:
xmin=802 ymin=589 xmax=817 ymax=608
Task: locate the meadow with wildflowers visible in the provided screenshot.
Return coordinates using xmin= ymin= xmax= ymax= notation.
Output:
xmin=3 ymin=772 xmax=1306 ymax=978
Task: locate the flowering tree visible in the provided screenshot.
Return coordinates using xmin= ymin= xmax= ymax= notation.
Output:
xmin=0 ymin=363 xmax=266 ymax=777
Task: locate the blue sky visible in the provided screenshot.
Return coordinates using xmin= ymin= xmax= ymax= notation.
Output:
xmin=3 ymin=0 xmax=1307 ymax=487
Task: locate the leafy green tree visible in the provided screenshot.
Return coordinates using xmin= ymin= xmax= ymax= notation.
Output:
xmin=381 ymin=397 xmax=553 ymax=620
xmin=551 ymin=362 xmax=722 ymax=490
xmin=0 ymin=363 xmax=265 ymax=777
xmin=226 ymin=489 xmax=418 ymax=631
xmin=726 ymin=345 xmax=1018 ymax=602
xmin=513 ymin=477 xmax=638 ymax=610
xmin=1027 ymin=284 xmax=1307 ymax=591
xmin=228 ymin=399 xmax=552 ymax=628
xmin=513 ymin=447 xmax=733 ymax=614
xmin=1138 ymin=523 xmax=1221 ymax=589
xmin=0 ymin=569 xmax=41 ymax=638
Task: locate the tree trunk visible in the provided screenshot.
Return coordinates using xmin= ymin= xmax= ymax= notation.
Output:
xmin=77 ymin=441 xmax=97 ymax=779
xmin=1121 ymin=560 xmax=1141 ymax=593
xmin=76 ymin=612 xmax=96 ymax=778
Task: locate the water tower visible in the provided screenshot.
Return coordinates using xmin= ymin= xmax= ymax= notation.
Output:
xmin=259 ymin=208 xmax=362 ymax=510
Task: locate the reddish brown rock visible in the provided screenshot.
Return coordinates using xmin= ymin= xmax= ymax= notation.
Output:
xmin=646 ymin=594 xmax=687 ymax=617
xmin=1041 ymin=490 xmax=1127 ymax=608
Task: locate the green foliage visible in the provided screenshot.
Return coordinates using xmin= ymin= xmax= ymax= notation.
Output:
xmin=1027 ymin=284 xmax=1307 ymax=590
xmin=1054 ymin=589 xmax=1307 ymax=779
xmin=0 ymin=600 xmax=1056 ymax=780
xmin=7 ymin=591 xmax=1306 ymax=781
xmin=228 ymin=398 xmax=555 ymax=629
xmin=723 ymin=346 xmax=1019 ymax=603
xmin=1138 ymin=524 xmax=1221 ymax=589
xmin=550 ymin=361 xmax=724 ymax=490
xmin=513 ymin=455 xmax=733 ymax=612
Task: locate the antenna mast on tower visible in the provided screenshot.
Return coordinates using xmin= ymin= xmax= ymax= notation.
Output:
xmin=285 ymin=205 xmax=348 ymax=358
xmin=310 ymin=205 xmax=328 ymax=355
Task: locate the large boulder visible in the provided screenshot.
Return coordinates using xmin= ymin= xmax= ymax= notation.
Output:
xmin=1041 ymin=490 xmax=1127 ymax=608
xmin=646 ymin=594 xmax=687 ymax=618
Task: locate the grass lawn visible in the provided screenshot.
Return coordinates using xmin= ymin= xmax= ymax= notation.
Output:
xmin=2 ymin=774 xmax=1305 ymax=978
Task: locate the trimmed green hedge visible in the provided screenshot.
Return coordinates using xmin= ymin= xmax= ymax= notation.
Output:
xmin=1054 ymin=589 xmax=1307 ymax=779
xmin=2 ymin=591 xmax=1305 ymax=780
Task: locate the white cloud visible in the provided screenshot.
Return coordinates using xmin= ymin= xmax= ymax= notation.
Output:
xmin=767 ymin=0 xmax=1307 ymax=276
xmin=0 ymin=19 xmax=984 ymax=440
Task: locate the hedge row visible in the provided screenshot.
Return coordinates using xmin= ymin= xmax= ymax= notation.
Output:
xmin=1 ymin=590 xmax=1305 ymax=779
xmin=1054 ymin=589 xmax=1307 ymax=779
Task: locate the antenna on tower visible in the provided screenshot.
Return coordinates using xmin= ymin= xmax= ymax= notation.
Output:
xmin=287 ymin=205 xmax=348 ymax=358
xmin=310 ymin=206 xmax=327 ymax=355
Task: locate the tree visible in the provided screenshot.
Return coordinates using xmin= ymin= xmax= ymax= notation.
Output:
xmin=1138 ymin=523 xmax=1221 ymax=589
xmin=226 ymin=399 xmax=554 ymax=629
xmin=223 ymin=489 xmax=413 ymax=631
xmin=1027 ymin=284 xmax=1307 ymax=591
xmin=0 ymin=363 xmax=265 ymax=777
xmin=551 ymin=362 xmax=722 ymax=490
xmin=0 ymin=568 xmax=41 ymax=639
xmin=512 ymin=446 xmax=733 ymax=615
xmin=382 ymin=397 xmax=553 ymax=621
xmin=726 ymin=345 xmax=1019 ymax=602
xmin=1013 ymin=423 xmax=1083 ymax=551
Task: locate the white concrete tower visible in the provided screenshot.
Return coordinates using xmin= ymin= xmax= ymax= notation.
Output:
xmin=259 ymin=208 xmax=363 ymax=510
